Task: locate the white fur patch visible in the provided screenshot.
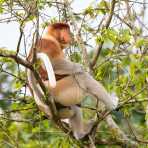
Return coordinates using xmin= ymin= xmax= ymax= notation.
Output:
xmin=37 ymin=53 xmax=56 ymax=88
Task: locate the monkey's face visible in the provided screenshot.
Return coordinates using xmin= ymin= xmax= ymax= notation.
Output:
xmin=59 ymin=29 xmax=72 ymax=49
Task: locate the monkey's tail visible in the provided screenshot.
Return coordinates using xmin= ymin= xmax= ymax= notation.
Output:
xmin=27 ymin=69 xmax=52 ymax=118
xmin=27 ymin=52 xmax=57 ymax=118
xmin=37 ymin=53 xmax=56 ymax=88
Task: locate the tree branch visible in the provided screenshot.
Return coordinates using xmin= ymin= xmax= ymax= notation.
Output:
xmin=91 ymin=0 xmax=116 ymax=67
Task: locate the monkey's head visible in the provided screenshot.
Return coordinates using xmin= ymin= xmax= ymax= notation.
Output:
xmin=48 ymin=23 xmax=72 ymax=49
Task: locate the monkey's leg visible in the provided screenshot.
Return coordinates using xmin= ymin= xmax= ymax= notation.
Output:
xmin=56 ymin=104 xmax=75 ymax=119
xmin=44 ymin=76 xmax=84 ymax=106
xmin=75 ymin=72 xmax=118 ymax=110
xmin=69 ymin=105 xmax=85 ymax=139
xmin=69 ymin=105 xmax=95 ymax=139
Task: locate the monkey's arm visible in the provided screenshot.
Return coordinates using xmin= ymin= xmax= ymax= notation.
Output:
xmin=75 ymin=72 xmax=118 ymax=110
xmin=52 ymin=59 xmax=84 ymax=75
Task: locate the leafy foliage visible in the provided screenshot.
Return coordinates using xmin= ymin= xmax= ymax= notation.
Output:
xmin=0 ymin=0 xmax=148 ymax=147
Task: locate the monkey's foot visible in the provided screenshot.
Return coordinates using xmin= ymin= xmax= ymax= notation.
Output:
xmin=111 ymin=93 xmax=119 ymax=110
xmin=74 ymin=119 xmax=95 ymax=140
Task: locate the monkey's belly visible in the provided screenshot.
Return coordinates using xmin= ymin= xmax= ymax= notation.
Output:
xmin=50 ymin=76 xmax=84 ymax=106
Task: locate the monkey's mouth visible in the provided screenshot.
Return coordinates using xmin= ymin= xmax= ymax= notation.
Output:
xmin=60 ymin=40 xmax=69 ymax=45
xmin=61 ymin=43 xmax=69 ymax=48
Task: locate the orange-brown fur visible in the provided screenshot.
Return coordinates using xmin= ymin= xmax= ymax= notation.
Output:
xmin=28 ymin=23 xmax=71 ymax=80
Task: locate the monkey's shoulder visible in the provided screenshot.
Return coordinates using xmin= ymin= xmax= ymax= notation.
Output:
xmin=37 ymin=38 xmax=61 ymax=51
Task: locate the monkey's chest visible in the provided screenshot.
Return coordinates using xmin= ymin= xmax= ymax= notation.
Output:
xmin=39 ymin=67 xmax=68 ymax=81
xmin=54 ymin=87 xmax=84 ymax=106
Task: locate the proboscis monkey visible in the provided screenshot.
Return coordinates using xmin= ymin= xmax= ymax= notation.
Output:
xmin=27 ymin=23 xmax=118 ymax=139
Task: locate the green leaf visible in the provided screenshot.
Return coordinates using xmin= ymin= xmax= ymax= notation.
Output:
xmin=97 ymin=0 xmax=110 ymax=14
xmin=11 ymin=103 xmax=19 ymax=110
xmin=118 ymin=29 xmax=131 ymax=44
xmin=0 ymin=0 xmax=4 ymax=4
xmin=13 ymin=80 xmax=23 ymax=90
xmin=102 ymin=28 xmax=118 ymax=44
xmin=0 ymin=7 xmax=3 ymax=13
xmin=135 ymin=38 xmax=145 ymax=48
xmin=84 ymin=6 xmax=94 ymax=17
